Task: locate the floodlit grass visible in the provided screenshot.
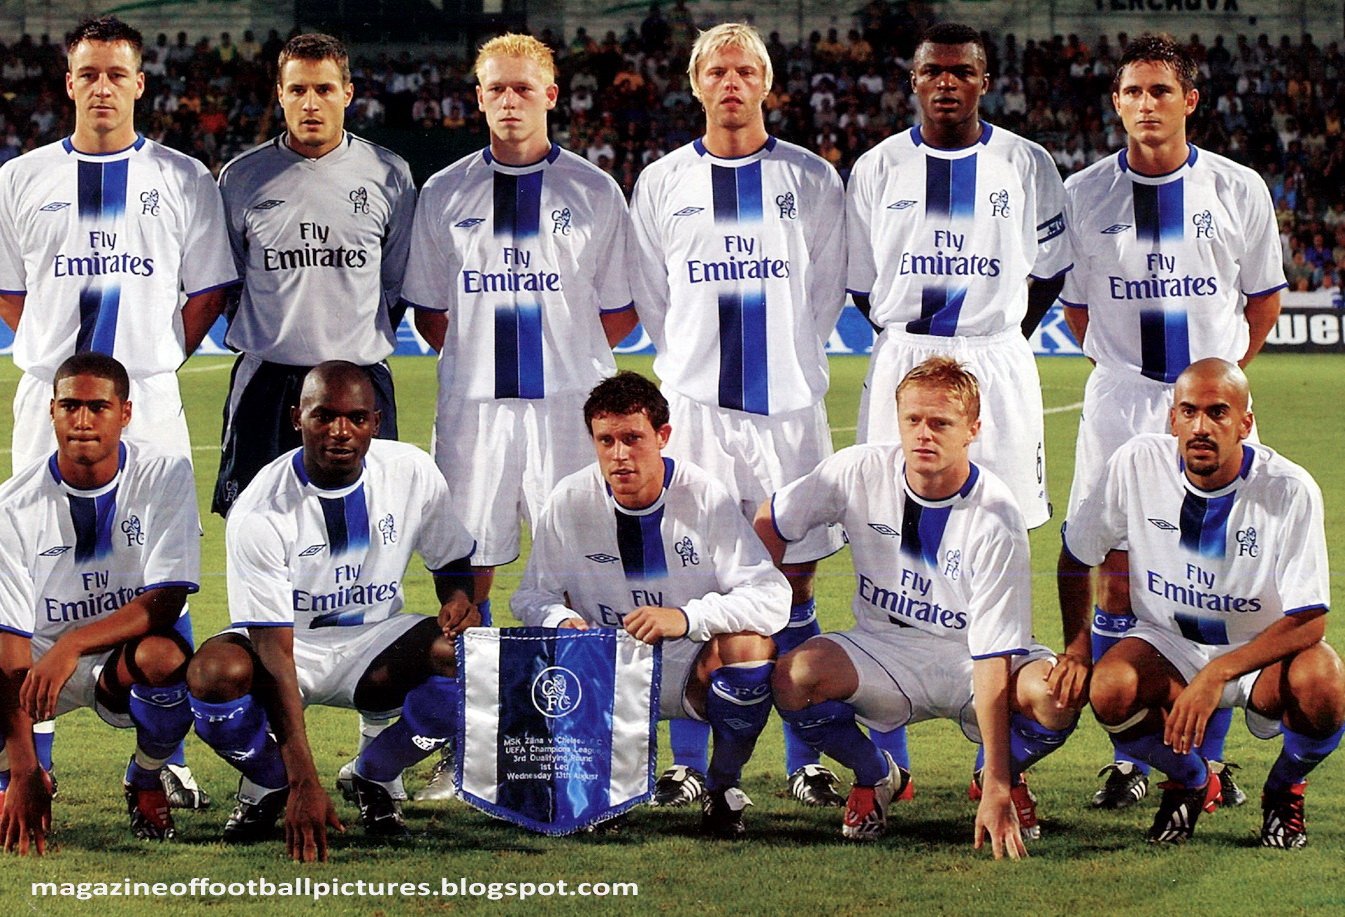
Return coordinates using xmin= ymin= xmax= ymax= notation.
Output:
xmin=1 ymin=353 xmax=1342 ymax=915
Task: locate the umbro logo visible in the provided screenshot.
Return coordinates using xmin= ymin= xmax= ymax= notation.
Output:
xmin=254 ymin=199 xmax=285 ymax=210
xmin=1102 ymin=223 xmax=1131 ymax=234
xmin=39 ymin=202 xmax=71 ymax=212
xmin=887 ymin=200 xmax=917 ymax=210
xmin=672 ymin=207 xmax=704 ymax=217
xmin=299 ymin=543 xmax=327 ymax=557
xmin=455 ymin=217 xmax=485 ymax=227
xmin=1148 ymin=518 xmax=1178 ymax=532
xmin=586 ymin=553 xmax=619 ymax=564
xmin=411 ymin=734 xmax=446 ymax=751
xmin=40 ymin=545 xmax=72 ymax=557
xmin=868 ymin=523 xmax=900 ymax=537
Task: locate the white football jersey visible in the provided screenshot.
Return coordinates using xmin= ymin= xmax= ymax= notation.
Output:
xmin=0 ymin=442 xmax=200 ymax=643
xmin=628 ymin=137 xmax=846 ymax=416
xmin=769 ymin=444 xmax=1032 ymax=659
xmin=226 ymin=440 xmax=476 ymax=631
xmin=846 ymin=123 xmax=1069 ymax=337
xmin=1060 ymin=146 xmax=1287 ymax=382
xmin=219 ymin=133 xmax=417 ymax=366
xmin=1064 ymin=434 xmax=1328 ymax=647
xmin=512 ymin=458 xmax=790 ymax=642
xmin=0 ymin=135 xmax=237 ymax=379
xmin=401 ymin=144 xmax=633 ymax=401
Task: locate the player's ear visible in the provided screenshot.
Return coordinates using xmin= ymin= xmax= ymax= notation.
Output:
xmin=1238 ymin=408 xmax=1254 ymax=441
xmin=120 ymin=398 xmax=132 ymax=428
xmin=134 ymin=71 xmax=145 ymax=100
xmin=291 ymin=405 xmax=302 ymax=432
xmin=1184 ymin=87 xmax=1199 ymax=117
xmin=545 ymin=82 xmax=559 ymax=110
xmin=65 ymin=70 xmax=76 ymax=101
xmin=371 ymin=409 xmax=382 ymax=438
xmin=966 ymin=416 xmax=981 ymax=444
xmin=655 ymin=423 xmax=672 ymax=449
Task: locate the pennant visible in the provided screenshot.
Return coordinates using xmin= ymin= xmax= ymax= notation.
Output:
xmin=455 ymin=627 xmax=660 ymax=835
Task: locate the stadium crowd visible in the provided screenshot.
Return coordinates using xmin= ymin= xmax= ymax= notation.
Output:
xmin=2 ymin=10 xmax=1344 ymax=290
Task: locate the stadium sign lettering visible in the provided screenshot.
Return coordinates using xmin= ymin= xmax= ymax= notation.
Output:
xmin=1266 ymin=311 xmax=1345 ymax=348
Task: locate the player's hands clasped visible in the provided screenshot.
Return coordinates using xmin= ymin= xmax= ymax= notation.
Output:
xmin=437 ymin=595 xmax=481 ymax=639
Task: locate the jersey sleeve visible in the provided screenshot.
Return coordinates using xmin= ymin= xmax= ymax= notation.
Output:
xmin=1235 ymin=172 xmax=1289 ymax=297
xmin=380 ymin=159 xmax=418 ymax=311
xmin=1057 ymin=178 xmax=1087 ymax=308
xmin=1028 ymin=145 xmax=1071 ymax=281
xmin=626 ymin=170 xmax=671 ymax=352
xmin=844 ymin=152 xmax=878 ymax=297
xmin=769 ymin=450 xmax=851 ymax=544
xmin=1274 ymin=474 xmax=1330 ymax=615
xmin=0 ymin=163 xmax=25 ymax=294
xmin=966 ymin=509 xmax=1032 ymax=658
xmin=593 ymin=176 xmax=636 ymax=315
xmin=225 ymin=510 xmax=294 ymax=628
xmin=680 ymin=488 xmax=790 ymax=642
xmin=511 ymin=492 xmax=584 ymax=628
xmin=140 ymin=456 xmax=201 ymax=592
xmin=411 ymin=455 xmax=477 ymax=571
xmin=180 ymin=163 xmax=239 ymax=297
xmin=806 ymin=160 xmax=848 ymax=340
xmin=0 ymin=503 xmax=35 ymax=638
xmin=399 ymin=180 xmax=453 ymax=313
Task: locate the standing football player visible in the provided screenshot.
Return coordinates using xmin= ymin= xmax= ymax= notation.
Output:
xmin=1056 ymin=35 xmax=1286 ymax=811
xmin=628 ymin=22 xmax=849 ymax=809
xmin=0 ymin=15 xmax=234 ymax=816
xmin=400 ymin=33 xmax=636 ymax=799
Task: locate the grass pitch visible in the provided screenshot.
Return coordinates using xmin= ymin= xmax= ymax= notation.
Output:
xmin=1 ymin=353 xmax=1343 ymax=916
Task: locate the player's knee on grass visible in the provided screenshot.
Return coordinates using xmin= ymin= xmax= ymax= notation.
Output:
xmin=186 ymin=635 xmax=257 ymax=702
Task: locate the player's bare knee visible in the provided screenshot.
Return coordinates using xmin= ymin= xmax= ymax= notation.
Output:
xmin=129 ymin=634 xmax=189 ymax=685
xmin=1287 ymin=644 xmax=1345 ymax=732
xmin=428 ymin=635 xmax=459 ymax=677
xmin=186 ymin=637 xmax=255 ymax=701
xmin=1014 ymin=659 xmax=1080 ymax=728
xmin=709 ymin=631 xmax=774 ymax=666
xmin=1088 ymin=659 xmax=1142 ymax=724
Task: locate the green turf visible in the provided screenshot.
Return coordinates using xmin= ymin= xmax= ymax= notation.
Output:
xmin=2 ymin=353 xmax=1343 ymax=915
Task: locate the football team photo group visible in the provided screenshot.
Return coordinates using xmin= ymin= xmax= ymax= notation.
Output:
xmin=0 ymin=5 xmax=1340 ymax=892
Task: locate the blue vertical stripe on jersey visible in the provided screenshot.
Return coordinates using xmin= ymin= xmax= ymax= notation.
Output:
xmin=1175 ymin=612 xmax=1229 ymax=645
xmin=924 ymin=155 xmax=978 ymax=219
xmin=75 ymin=159 xmax=129 ymax=355
xmin=1138 ymin=309 xmax=1191 ymax=382
xmin=615 ymin=505 xmax=668 ymax=581
xmin=900 ymin=497 xmax=952 ymax=568
xmin=1132 ymin=180 xmax=1185 ymax=246
xmin=67 ymin=489 xmax=118 ymax=563
xmin=492 ymin=171 xmax=546 ymax=398
xmin=318 ymin=485 xmax=370 ymax=558
xmin=908 ymin=286 xmax=968 ymax=337
xmin=1178 ymin=488 xmax=1236 ymax=558
xmin=710 ymin=162 xmax=769 ymax=414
